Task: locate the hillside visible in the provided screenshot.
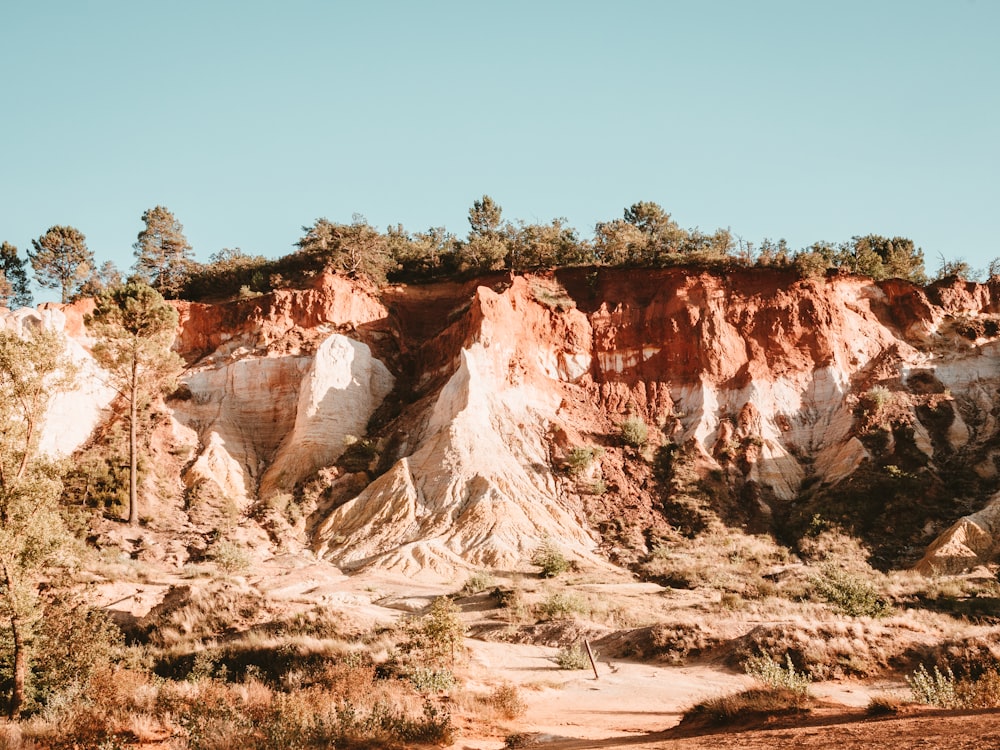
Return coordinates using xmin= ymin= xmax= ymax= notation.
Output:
xmin=5 ymin=266 xmax=1000 ymax=748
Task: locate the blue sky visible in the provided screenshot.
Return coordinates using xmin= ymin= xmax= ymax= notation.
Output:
xmin=2 ymin=1 xmax=998 ymax=299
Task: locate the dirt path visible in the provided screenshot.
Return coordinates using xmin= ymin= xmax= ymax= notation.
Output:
xmin=452 ymin=639 xmax=904 ymax=749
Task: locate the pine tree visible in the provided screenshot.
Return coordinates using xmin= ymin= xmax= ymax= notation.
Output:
xmin=0 ymin=243 xmax=32 ymax=308
xmin=86 ymin=281 xmax=182 ymax=525
xmin=133 ymin=206 xmax=194 ymax=298
xmin=28 ymin=226 xmax=93 ymax=303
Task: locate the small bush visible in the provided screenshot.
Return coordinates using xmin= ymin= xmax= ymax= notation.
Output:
xmin=532 ymin=539 xmax=570 ymax=578
xmin=554 ymin=644 xmax=592 ymax=670
xmin=462 ymin=570 xmax=497 ymax=595
xmin=866 ymin=694 xmax=904 ymax=716
xmin=743 ymin=652 xmax=811 ymax=695
xmin=810 ymin=565 xmax=892 ymax=618
xmin=906 ymin=664 xmax=958 ymax=707
xmin=407 ymin=667 xmax=456 ymax=694
xmin=536 ymin=592 xmax=588 ymax=620
xmin=566 ymin=445 xmax=603 ymax=474
xmin=907 ymin=664 xmax=1000 ymax=709
xmin=207 ymin=539 xmax=252 ymax=575
xmin=685 ymin=687 xmax=809 ymax=726
xmin=619 ymin=417 xmax=648 ymax=448
xmin=402 ymin=597 xmax=466 ymax=669
xmin=484 ymin=683 xmax=527 ymax=719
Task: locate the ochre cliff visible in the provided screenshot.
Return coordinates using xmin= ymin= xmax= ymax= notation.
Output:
xmin=15 ymin=267 xmax=1000 ymax=578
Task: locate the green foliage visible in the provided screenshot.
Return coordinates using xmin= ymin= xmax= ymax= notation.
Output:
xmin=183 ymin=247 xmax=273 ymax=301
xmin=810 ymin=565 xmax=892 ymax=618
xmin=836 ymin=234 xmax=926 ymax=283
xmin=86 ymin=281 xmax=183 ymax=525
xmin=792 ymin=249 xmax=830 ymax=278
xmin=459 ymin=195 xmax=508 ymax=273
xmin=406 ymin=666 xmax=456 ymax=694
xmin=906 ymin=663 xmax=957 ymax=707
xmin=461 ymin=570 xmax=497 ymax=595
xmin=566 ymin=445 xmax=603 ymax=474
xmin=0 ymin=327 xmax=76 ymax=716
xmin=133 ymin=206 xmax=194 ymax=298
xmin=619 ymin=416 xmax=648 ymax=448
xmin=531 ymin=539 xmax=570 ymax=578
xmin=402 ymin=597 xmax=466 ymax=670
xmin=28 ymin=225 xmax=94 ymax=303
xmin=19 ymin=597 xmax=124 ymax=712
xmin=743 ymin=652 xmax=811 ymax=695
xmin=207 ymin=539 xmax=252 ymax=575
xmin=536 ymin=592 xmax=588 ymax=620
xmin=297 ymin=215 xmax=396 ymax=283
xmin=554 ymin=643 xmax=592 ymax=670
xmin=0 ymin=242 xmax=32 ymax=308
xmin=905 ymin=664 xmax=1000 ymax=709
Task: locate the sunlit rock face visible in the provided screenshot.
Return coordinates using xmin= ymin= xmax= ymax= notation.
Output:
xmin=25 ymin=268 xmax=1000 ymax=577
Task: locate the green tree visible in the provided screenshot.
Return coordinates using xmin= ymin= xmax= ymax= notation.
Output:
xmin=0 ymin=327 xmax=75 ymax=717
xmin=133 ymin=206 xmax=194 ymax=298
xmin=595 ymin=202 xmax=689 ymax=266
xmin=77 ymin=260 xmax=124 ymax=299
xmin=296 ymin=215 xmax=394 ymax=283
xmin=28 ymin=226 xmax=94 ymax=303
xmin=86 ymin=281 xmax=183 ymax=525
xmin=0 ymin=243 xmax=32 ymax=309
xmin=836 ymin=235 xmax=926 ymax=283
xmin=507 ymin=218 xmax=587 ymax=269
xmin=460 ymin=195 xmax=508 ymax=272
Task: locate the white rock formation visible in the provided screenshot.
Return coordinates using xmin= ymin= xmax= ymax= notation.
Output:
xmin=312 ymin=342 xmax=600 ymax=579
xmin=175 ymin=334 xmax=393 ymax=507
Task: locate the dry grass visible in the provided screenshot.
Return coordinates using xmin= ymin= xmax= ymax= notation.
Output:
xmin=683 ymin=687 xmax=810 ymax=726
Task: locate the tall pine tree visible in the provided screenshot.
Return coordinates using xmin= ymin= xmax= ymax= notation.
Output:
xmin=133 ymin=206 xmax=193 ymax=298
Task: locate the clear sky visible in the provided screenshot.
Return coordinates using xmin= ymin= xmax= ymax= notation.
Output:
xmin=2 ymin=1 xmax=998 ymax=300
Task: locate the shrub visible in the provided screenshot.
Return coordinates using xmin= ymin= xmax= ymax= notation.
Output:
xmin=907 ymin=664 xmax=1000 ymax=709
xmin=566 ymin=445 xmax=603 ymax=475
xmin=810 ymin=565 xmax=892 ymax=618
xmin=462 ymin=570 xmax=497 ymax=595
xmin=407 ymin=667 xmax=456 ymax=694
xmin=906 ymin=664 xmax=958 ymax=707
xmin=743 ymin=652 xmax=811 ymax=695
xmin=554 ymin=644 xmax=592 ymax=670
xmin=532 ymin=539 xmax=570 ymax=578
xmin=536 ymin=592 xmax=588 ymax=620
xmin=619 ymin=417 xmax=648 ymax=448
xmin=484 ymin=683 xmax=527 ymax=720
xmin=207 ymin=539 xmax=252 ymax=575
xmin=866 ymin=694 xmax=904 ymax=716
xmin=685 ymin=687 xmax=809 ymax=726
xmin=402 ymin=597 xmax=466 ymax=669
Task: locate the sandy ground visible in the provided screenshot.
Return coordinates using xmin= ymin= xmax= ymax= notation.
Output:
xmin=450 ymin=639 xmax=918 ymax=750
xmin=90 ymin=552 xmax=1000 ymax=750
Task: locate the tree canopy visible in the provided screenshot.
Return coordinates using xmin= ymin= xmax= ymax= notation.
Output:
xmin=86 ymin=281 xmax=182 ymax=525
xmin=0 ymin=243 xmax=32 ymax=309
xmin=28 ymin=226 xmax=93 ymax=303
xmin=0 ymin=327 xmax=75 ymax=717
xmin=133 ymin=206 xmax=194 ymax=298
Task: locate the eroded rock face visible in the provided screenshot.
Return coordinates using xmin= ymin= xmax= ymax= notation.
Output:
xmin=916 ymin=495 xmax=1000 ymax=574
xmin=25 ymin=268 xmax=1000 ymax=577
xmin=1 ymin=303 xmax=116 ymax=459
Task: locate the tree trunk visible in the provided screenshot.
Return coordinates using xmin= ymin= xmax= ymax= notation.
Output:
xmin=9 ymin=615 xmax=24 ymax=719
xmin=128 ymin=361 xmax=139 ymax=526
